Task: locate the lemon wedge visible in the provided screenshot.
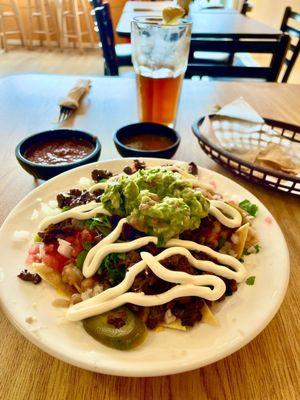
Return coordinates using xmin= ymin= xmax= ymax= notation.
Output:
xmin=162 ymin=6 xmax=185 ymax=25
xmin=177 ymin=0 xmax=192 ymax=15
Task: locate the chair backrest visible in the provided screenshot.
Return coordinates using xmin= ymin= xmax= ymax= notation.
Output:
xmin=280 ymin=6 xmax=300 ymax=82
xmin=92 ymin=3 xmax=119 ymax=76
xmin=186 ymin=34 xmax=290 ymax=81
xmin=241 ymin=0 xmax=252 ymax=15
xmin=90 ymin=0 xmax=102 ymax=8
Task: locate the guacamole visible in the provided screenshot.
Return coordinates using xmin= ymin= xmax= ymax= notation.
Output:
xmin=101 ymin=168 xmax=209 ymax=243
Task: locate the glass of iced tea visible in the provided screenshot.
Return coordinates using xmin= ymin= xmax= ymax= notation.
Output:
xmin=131 ymin=17 xmax=192 ymax=127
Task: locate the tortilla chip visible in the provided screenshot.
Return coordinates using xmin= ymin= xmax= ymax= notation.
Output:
xmin=202 ymin=302 xmax=219 ymax=326
xmin=241 ymin=148 xmax=261 ymax=163
xmin=257 ymin=143 xmax=297 ymax=171
xmin=232 ymin=223 xmax=250 ymax=259
xmin=160 ymin=319 xmax=187 ymax=331
xmin=32 ymin=262 xmax=73 ymax=297
xmin=239 ymin=143 xmax=300 ymax=175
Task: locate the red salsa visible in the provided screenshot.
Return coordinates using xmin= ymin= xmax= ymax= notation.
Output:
xmin=25 ymin=138 xmax=94 ymax=165
xmin=123 ymin=134 xmax=174 ymax=151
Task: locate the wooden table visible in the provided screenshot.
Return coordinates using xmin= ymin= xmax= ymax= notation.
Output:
xmin=116 ymin=1 xmax=281 ymax=38
xmin=0 ymin=74 xmax=299 ymax=400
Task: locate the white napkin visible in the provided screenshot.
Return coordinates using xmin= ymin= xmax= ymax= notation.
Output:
xmin=215 ymin=97 xmax=264 ymax=123
xmin=200 ymin=98 xmax=266 ymax=152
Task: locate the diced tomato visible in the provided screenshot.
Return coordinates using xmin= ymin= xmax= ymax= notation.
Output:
xmin=42 ymin=243 xmax=68 ymax=272
xmin=28 ymin=244 xmax=41 ymax=255
xmin=43 ymin=253 xmax=68 ymax=272
xmin=69 ymin=230 xmax=95 ymax=258
xmin=28 ymin=229 xmax=95 ymax=272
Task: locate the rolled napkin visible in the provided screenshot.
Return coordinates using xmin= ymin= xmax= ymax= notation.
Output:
xmin=59 ymin=79 xmax=91 ymax=110
xmin=200 ymin=97 xmax=300 ymax=176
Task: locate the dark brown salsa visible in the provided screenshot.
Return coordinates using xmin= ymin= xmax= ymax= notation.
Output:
xmin=123 ymin=134 xmax=174 ymax=151
xmin=25 ymin=138 xmax=94 ymax=165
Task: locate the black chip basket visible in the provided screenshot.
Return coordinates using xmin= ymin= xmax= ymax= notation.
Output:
xmin=192 ymin=116 xmax=300 ymax=196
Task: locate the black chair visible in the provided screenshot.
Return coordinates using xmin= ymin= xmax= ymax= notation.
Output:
xmin=280 ymin=7 xmax=300 ymax=82
xmin=186 ymin=34 xmax=290 ymax=81
xmin=241 ymin=0 xmax=253 ymax=15
xmin=91 ymin=2 xmax=132 ymax=76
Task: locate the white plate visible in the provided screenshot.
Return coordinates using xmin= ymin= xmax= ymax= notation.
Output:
xmin=0 ymin=158 xmax=289 ymax=377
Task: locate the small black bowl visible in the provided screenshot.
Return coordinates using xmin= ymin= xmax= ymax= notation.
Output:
xmin=15 ymin=129 xmax=101 ymax=180
xmin=113 ymin=122 xmax=180 ymax=158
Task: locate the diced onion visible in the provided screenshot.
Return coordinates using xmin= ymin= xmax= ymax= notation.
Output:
xmin=164 ymin=309 xmax=176 ymax=324
xmin=40 ymin=202 xmax=62 ymax=217
xmin=57 ymin=239 xmax=72 ymax=258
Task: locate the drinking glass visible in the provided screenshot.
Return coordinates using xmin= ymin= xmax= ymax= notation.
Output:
xmin=131 ymin=17 xmax=192 ymax=127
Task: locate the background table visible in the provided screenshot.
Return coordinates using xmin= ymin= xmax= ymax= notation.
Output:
xmin=116 ymin=1 xmax=281 ymax=38
xmin=122 ymin=1 xmax=238 ymax=13
xmin=0 ymin=74 xmax=299 ymax=400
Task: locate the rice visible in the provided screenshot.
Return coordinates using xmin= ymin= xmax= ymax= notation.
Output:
xmin=78 ymin=177 xmax=93 ymax=189
xmin=40 ymin=200 xmax=62 ymax=217
xmin=30 ymin=209 xmax=39 ymax=220
xmin=13 ymin=230 xmax=31 ymax=242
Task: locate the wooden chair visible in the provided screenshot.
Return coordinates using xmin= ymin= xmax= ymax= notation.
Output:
xmin=280 ymin=7 xmax=300 ymax=83
xmin=27 ymin=0 xmax=59 ymax=49
xmin=0 ymin=5 xmax=8 ymax=51
xmin=60 ymin=0 xmax=94 ymax=53
xmin=91 ymin=2 xmax=132 ymax=76
xmin=186 ymin=34 xmax=290 ymax=81
xmin=0 ymin=0 xmax=27 ymax=51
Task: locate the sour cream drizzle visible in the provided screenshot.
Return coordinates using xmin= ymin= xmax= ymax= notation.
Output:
xmin=67 ymin=248 xmax=228 ymax=321
xmin=82 ymin=218 xmax=246 ymax=280
xmin=209 ymin=200 xmax=242 ymax=228
xmin=38 ymin=202 xmax=110 ymax=231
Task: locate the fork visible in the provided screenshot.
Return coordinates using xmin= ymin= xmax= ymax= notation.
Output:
xmin=57 ymin=79 xmax=91 ymax=123
xmin=58 ymin=106 xmax=74 ymax=123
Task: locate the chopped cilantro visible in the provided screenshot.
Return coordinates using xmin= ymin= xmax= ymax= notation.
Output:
xmin=83 ymin=241 xmax=93 ymax=251
xmin=106 ymin=266 xmax=126 ymax=285
xmin=98 ymin=252 xmax=126 ymax=286
xmin=75 ymin=242 xmax=94 ymax=269
xmin=239 ymin=199 xmax=258 ymax=217
xmin=61 ymin=206 xmax=70 ymax=212
xmin=254 ymin=244 xmax=261 ymax=253
xmin=157 ymin=235 xmax=165 ymax=248
xmin=243 ymin=243 xmax=261 ymax=256
xmin=76 ymin=250 xmax=88 ymax=270
xmin=85 ymin=215 xmax=111 ymax=236
xmin=218 ymin=235 xmax=226 ymax=249
xmin=246 ymin=276 xmax=256 ymax=286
